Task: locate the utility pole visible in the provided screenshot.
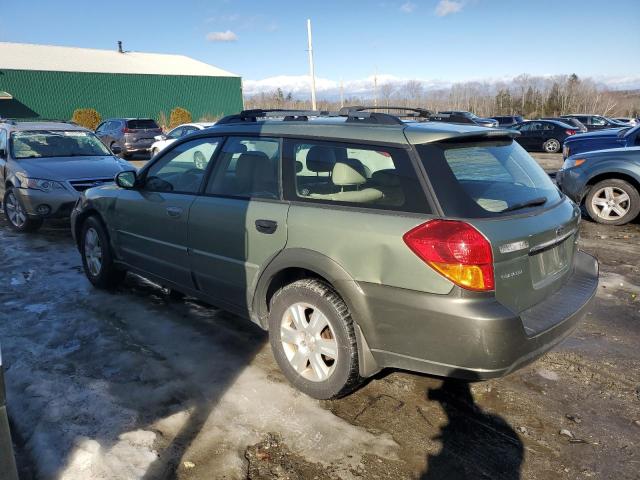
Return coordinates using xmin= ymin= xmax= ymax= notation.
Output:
xmin=340 ymin=78 xmax=344 ymax=108
xmin=306 ymin=19 xmax=317 ymax=111
xmin=373 ymin=68 xmax=378 ymax=107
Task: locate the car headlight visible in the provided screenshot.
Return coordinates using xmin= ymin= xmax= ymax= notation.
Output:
xmin=16 ymin=173 xmax=65 ymax=192
xmin=561 ymin=157 xmax=586 ymax=170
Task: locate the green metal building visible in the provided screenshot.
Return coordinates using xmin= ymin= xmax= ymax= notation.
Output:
xmin=0 ymin=42 xmax=243 ymax=123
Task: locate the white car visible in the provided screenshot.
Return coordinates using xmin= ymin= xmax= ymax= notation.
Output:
xmin=150 ymin=122 xmax=215 ymax=157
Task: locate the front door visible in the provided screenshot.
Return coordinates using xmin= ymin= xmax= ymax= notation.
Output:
xmin=188 ymin=136 xmax=288 ymax=313
xmin=114 ymin=136 xmax=221 ymax=287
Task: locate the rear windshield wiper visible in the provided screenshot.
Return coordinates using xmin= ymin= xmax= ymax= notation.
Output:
xmin=502 ymin=196 xmax=547 ymax=213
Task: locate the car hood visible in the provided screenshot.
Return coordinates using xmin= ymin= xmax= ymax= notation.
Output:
xmin=566 ymin=129 xmax=624 ymax=142
xmin=16 ymin=156 xmax=132 ymax=180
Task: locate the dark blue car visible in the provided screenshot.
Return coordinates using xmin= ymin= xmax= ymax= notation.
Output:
xmin=562 ymin=125 xmax=640 ymax=159
xmin=557 ymin=146 xmax=640 ymax=225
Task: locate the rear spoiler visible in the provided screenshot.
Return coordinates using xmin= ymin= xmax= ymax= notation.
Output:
xmin=404 ymin=125 xmax=520 ymax=145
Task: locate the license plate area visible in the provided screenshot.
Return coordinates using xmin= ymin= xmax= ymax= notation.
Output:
xmin=529 ymin=237 xmax=573 ymax=288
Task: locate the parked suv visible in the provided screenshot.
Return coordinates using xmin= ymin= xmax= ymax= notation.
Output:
xmin=71 ymin=108 xmax=598 ymax=399
xmin=0 ymin=120 xmax=133 ymax=232
xmin=95 ymin=118 xmax=162 ymax=158
xmin=557 ymin=146 xmax=640 ymax=225
xmin=560 ymin=115 xmax=628 ymax=131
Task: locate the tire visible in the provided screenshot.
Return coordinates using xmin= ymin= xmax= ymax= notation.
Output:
xmin=193 ymin=150 xmax=206 ymax=170
xmin=585 ymin=179 xmax=640 ymax=226
xmin=3 ymin=187 xmax=43 ymax=232
xmin=543 ymin=138 xmax=561 ymax=153
xmin=268 ymin=279 xmax=362 ymax=399
xmin=80 ymin=215 xmax=126 ymax=288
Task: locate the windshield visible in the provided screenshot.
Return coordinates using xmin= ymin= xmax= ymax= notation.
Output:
xmin=417 ymin=139 xmax=561 ymax=218
xmin=10 ymin=130 xmax=112 ymax=159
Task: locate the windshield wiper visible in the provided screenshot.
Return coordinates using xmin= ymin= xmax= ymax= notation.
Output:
xmin=502 ymin=196 xmax=547 ymax=213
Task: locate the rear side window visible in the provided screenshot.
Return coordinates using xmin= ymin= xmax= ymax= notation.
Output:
xmin=417 ymin=140 xmax=561 ymax=218
xmin=283 ymin=139 xmax=430 ymax=213
xmin=126 ymin=119 xmax=159 ymax=129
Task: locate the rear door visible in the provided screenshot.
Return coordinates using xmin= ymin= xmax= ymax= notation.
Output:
xmin=417 ymin=139 xmax=580 ymax=314
xmin=113 ymin=136 xmax=221 ymax=286
xmin=188 ymin=136 xmax=288 ymax=313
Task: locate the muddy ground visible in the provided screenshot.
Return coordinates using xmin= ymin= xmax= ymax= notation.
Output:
xmin=1 ymin=153 xmax=639 ymax=480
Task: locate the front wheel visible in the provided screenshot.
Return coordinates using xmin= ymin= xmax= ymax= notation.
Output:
xmin=543 ymin=138 xmax=561 ymax=153
xmin=268 ymin=279 xmax=362 ymax=399
xmin=80 ymin=215 xmax=126 ymax=288
xmin=3 ymin=188 xmax=43 ymax=232
xmin=585 ymin=179 xmax=640 ymax=225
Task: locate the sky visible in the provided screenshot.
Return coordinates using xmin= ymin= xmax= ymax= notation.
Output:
xmin=1 ymin=0 xmax=639 ymax=95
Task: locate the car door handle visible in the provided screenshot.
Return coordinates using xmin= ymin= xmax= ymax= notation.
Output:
xmin=255 ymin=219 xmax=277 ymax=234
xmin=166 ymin=206 xmax=183 ymax=218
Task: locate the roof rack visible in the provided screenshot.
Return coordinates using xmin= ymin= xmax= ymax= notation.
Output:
xmin=0 ymin=117 xmax=78 ymax=125
xmin=216 ymin=107 xmax=428 ymax=126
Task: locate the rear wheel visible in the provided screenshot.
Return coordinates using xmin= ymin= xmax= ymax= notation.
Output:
xmin=80 ymin=215 xmax=126 ymax=288
xmin=585 ymin=179 xmax=640 ymax=225
xmin=3 ymin=188 xmax=43 ymax=232
xmin=543 ymin=138 xmax=561 ymax=153
xmin=268 ymin=279 xmax=362 ymax=399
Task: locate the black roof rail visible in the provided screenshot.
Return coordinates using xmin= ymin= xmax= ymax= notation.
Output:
xmin=216 ymin=106 xmax=435 ymax=127
xmin=0 ymin=117 xmax=78 ymax=125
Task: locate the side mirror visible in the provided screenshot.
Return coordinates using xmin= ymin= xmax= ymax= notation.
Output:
xmin=115 ymin=170 xmax=137 ymax=189
xmin=111 ymin=145 xmax=122 ymax=155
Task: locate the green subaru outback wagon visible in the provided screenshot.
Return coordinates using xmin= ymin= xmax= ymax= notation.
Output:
xmin=71 ymin=107 xmax=599 ymax=399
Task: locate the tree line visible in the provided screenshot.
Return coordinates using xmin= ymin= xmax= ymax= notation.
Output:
xmin=244 ymin=74 xmax=640 ymax=118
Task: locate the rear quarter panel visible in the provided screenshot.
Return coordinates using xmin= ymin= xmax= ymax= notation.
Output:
xmin=286 ymin=204 xmax=453 ymax=294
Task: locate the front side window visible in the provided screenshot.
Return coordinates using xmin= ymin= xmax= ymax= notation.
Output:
xmin=417 ymin=139 xmax=561 ymax=217
xmin=284 ymin=139 xmax=429 ymax=212
xmin=591 ymin=116 xmax=606 ymax=126
xmin=205 ymin=136 xmax=280 ymax=199
xmin=144 ymin=137 xmax=221 ymax=194
xmin=10 ymin=130 xmax=111 ymax=159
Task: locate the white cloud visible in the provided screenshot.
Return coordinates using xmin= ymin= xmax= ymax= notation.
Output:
xmin=206 ymin=30 xmax=238 ymax=42
xmin=435 ymin=0 xmax=464 ymax=16
xmin=400 ymin=1 xmax=416 ymax=13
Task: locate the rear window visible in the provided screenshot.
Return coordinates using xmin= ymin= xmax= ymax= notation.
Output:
xmin=417 ymin=139 xmax=561 ymax=218
xmin=126 ymin=119 xmax=159 ymax=129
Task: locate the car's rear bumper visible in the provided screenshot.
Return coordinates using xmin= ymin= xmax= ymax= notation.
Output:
xmin=356 ymin=250 xmax=598 ymax=380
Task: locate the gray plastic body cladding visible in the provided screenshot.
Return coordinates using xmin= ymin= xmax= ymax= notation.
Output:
xmin=359 ymin=250 xmax=598 ymax=379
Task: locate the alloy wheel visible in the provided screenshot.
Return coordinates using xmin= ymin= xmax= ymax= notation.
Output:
xmin=591 ymin=186 xmax=631 ymax=220
xmin=5 ymin=192 xmax=26 ymax=228
xmin=544 ymin=139 xmax=560 ymax=153
xmin=280 ymin=302 xmax=338 ymax=382
xmin=84 ymin=227 xmax=103 ymax=277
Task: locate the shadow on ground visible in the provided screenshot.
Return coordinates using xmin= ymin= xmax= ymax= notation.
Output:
xmin=421 ymin=375 xmax=523 ymax=480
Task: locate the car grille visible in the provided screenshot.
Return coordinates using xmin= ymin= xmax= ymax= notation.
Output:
xmin=69 ymin=178 xmax=114 ymax=192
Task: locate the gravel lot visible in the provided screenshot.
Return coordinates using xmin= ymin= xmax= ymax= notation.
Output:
xmin=1 ymin=153 xmax=639 ymax=479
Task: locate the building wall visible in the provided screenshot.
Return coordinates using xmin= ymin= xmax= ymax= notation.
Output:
xmin=0 ymin=69 xmax=243 ymax=122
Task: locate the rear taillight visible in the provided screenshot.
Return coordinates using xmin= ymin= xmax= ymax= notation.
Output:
xmin=122 ymin=127 xmax=132 ymax=133
xmin=566 ymin=129 xmax=576 ymax=135
xmin=403 ymin=220 xmax=494 ymax=291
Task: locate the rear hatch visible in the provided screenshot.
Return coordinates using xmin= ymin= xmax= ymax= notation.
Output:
xmin=416 ymin=137 xmax=580 ymax=314
xmin=125 ymin=119 xmax=162 ymax=143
